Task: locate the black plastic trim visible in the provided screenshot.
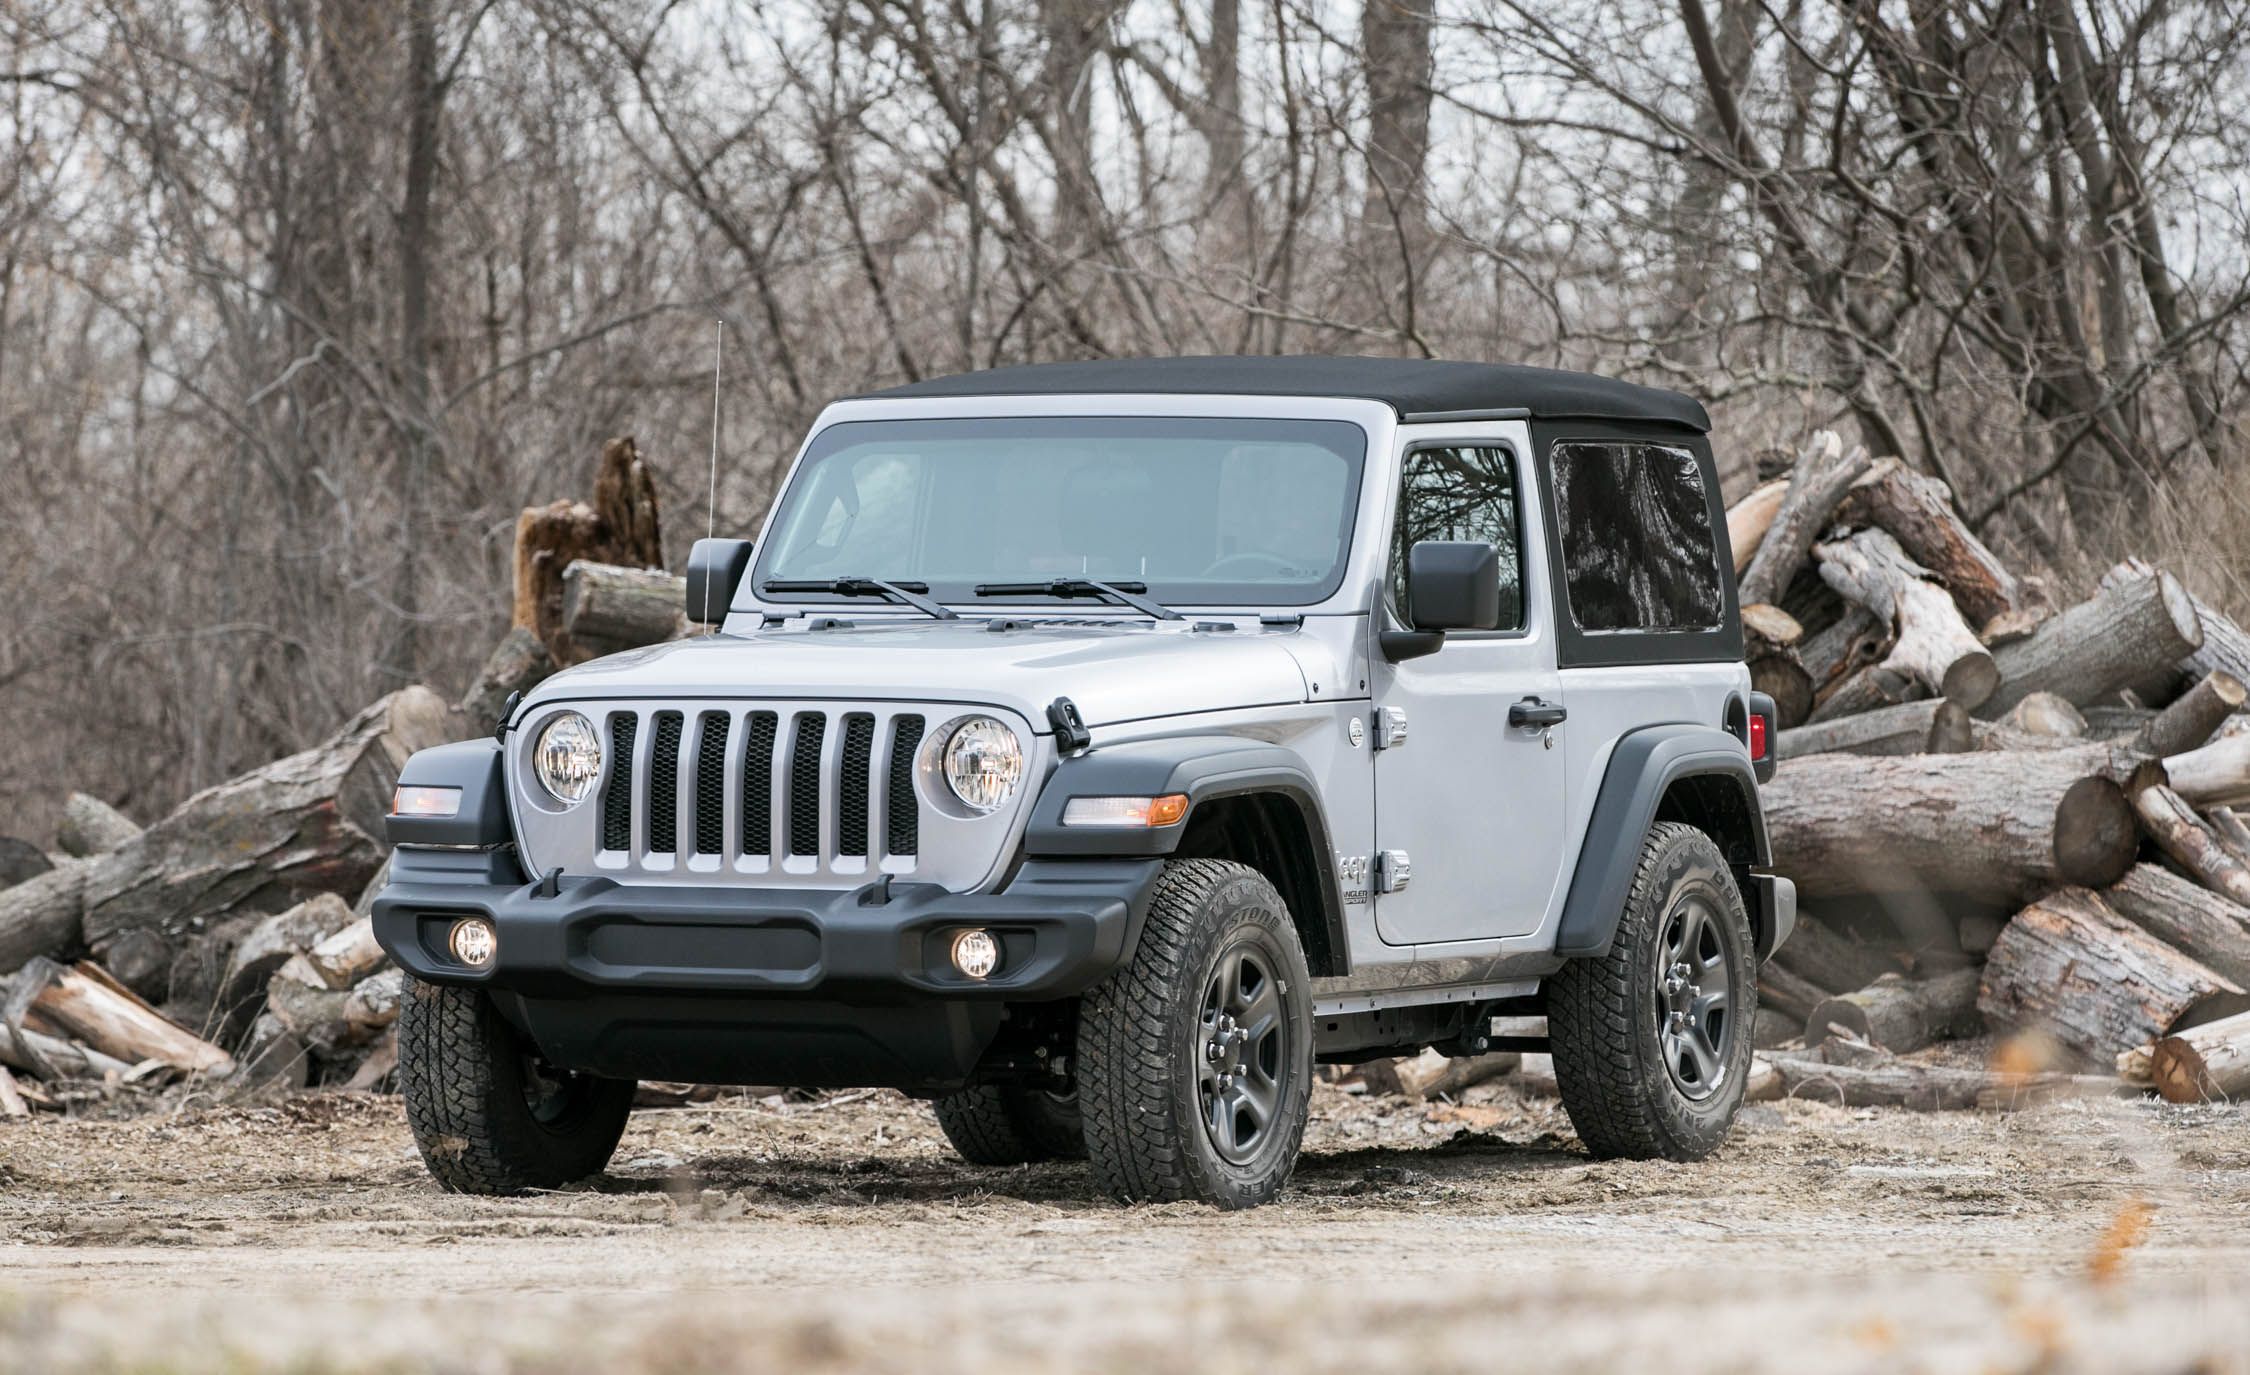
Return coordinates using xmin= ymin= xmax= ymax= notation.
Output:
xmin=1553 ymin=723 xmax=1768 ymax=958
xmin=685 ymin=537 xmax=754 ymax=624
xmin=383 ymin=740 xmax=512 ymax=848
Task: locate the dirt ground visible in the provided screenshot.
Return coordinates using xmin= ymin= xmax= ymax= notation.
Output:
xmin=2 ymin=1079 xmax=2246 ymax=1374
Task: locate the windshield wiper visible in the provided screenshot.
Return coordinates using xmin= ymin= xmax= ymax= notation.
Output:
xmin=762 ymin=576 xmax=958 ymax=620
xmin=972 ymin=577 xmax=1183 ymax=621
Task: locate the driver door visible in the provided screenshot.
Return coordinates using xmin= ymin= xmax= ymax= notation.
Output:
xmin=1371 ymin=442 xmax=1569 ymax=946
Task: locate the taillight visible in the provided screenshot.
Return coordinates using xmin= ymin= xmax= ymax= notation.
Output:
xmin=1747 ymin=711 xmax=1768 ymax=761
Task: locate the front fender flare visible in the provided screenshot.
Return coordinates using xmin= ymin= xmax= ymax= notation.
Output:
xmin=1553 ymin=724 xmax=1769 ymax=959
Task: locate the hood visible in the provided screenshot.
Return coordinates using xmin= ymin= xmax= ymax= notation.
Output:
xmin=521 ymin=618 xmax=1316 ymax=731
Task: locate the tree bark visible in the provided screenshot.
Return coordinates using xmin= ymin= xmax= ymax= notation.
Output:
xmin=562 ymin=561 xmax=690 ymax=658
xmin=6 ymin=957 xmax=234 ymax=1075
xmin=1762 ymin=1051 xmax=2112 ymax=1111
xmin=2107 ymin=558 xmax=2250 ymax=689
xmin=1770 ymin=912 xmax=1906 ymax=992
xmin=1738 ymin=432 xmax=1874 ymax=608
xmin=1776 ymin=699 xmax=1977 ymax=759
xmin=55 ymin=793 xmax=142 ymax=858
xmin=1984 ymin=566 xmax=2203 ymax=715
xmin=1979 ymin=886 xmax=2247 ymax=1066
xmin=1815 ymin=527 xmax=1997 ymax=706
xmin=2161 ymin=734 xmax=2250 ymax=808
xmin=303 ymin=916 xmax=386 ymax=991
xmin=1742 ymin=604 xmax=1813 ymax=726
xmin=1804 ymin=662 xmax=1923 ymax=723
xmin=458 ymin=627 xmax=556 ymax=737
xmin=1763 ymin=750 xmax=2139 ymax=902
xmin=0 ymin=1019 xmax=134 ymax=1081
xmin=1805 ymin=967 xmax=1982 ymax=1052
xmin=1757 ymin=959 xmax=1832 ymax=1023
xmin=0 ymin=861 xmax=86 ymax=977
xmin=1726 ymin=477 xmax=1788 ymax=574
xmin=2102 ymin=863 xmax=2250 ymax=988
xmin=2211 ymin=807 xmax=2250 ymax=868
xmin=77 ymin=688 xmax=449 ymax=994
xmin=1835 ymin=457 xmax=2043 ymax=637
xmin=512 ymin=437 xmax=665 ymax=663
xmin=2131 ymin=785 xmax=2250 ymax=907
xmin=1799 ymin=605 xmax=1886 ymax=696
xmin=2147 ymin=1008 xmax=2250 ymax=1103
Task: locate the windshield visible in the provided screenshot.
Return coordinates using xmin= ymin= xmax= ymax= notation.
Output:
xmin=753 ymin=416 xmax=1368 ymax=608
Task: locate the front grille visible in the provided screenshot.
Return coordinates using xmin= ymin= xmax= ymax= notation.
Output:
xmin=590 ymin=703 xmax=941 ymax=877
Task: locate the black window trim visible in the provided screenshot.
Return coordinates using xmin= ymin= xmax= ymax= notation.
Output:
xmin=1527 ymin=418 xmax=1743 ymax=669
xmin=1381 ymin=437 xmax=1534 ymax=644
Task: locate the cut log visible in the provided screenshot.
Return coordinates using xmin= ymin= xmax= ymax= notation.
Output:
xmin=0 ymin=861 xmax=87 ymax=977
xmin=77 ymin=687 xmax=447 ymax=995
xmin=1800 ymin=605 xmax=1887 ymax=696
xmin=1979 ymin=887 xmax=2248 ymax=1066
xmin=1804 ymin=663 xmax=1925 ymax=723
xmin=264 ymin=974 xmax=354 ymax=1056
xmin=2000 ymin=693 xmax=2086 ymax=739
xmin=1770 ymin=913 xmax=1906 ymax=992
xmin=2102 ymin=864 xmax=2250 ymax=988
xmin=1983 ymin=567 xmax=2202 ymax=715
xmin=0 ymin=1019 xmax=133 ymax=1081
xmin=562 ymin=560 xmax=690 ymax=658
xmin=1757 ymin=958 xmax=1833 ymax=1023
xmin=2161 ymin=733 xmax=2250 ymax=808
xmin=302 ymin=917 xmax=386 ymax=991
xmin=1763 ymin=750 xmax=2139 ymax=903
xmin=2146 ymin=1008 xmax=2250 ymax=1103
xmin=1726 ymin=478 xmax=1789 ymax=574
xmin=0 ymin=837 xmax=52 ymax=890
xmin=1738 ymin=433 xmax=1874 ymax=608
xmin=2211 ymin=807 xmax=2250 ymax=868
xmin=1777 ymin=700 xmax=1963 ymax=759
xmin=2131 ymin=785 xmax=2250 ymax=907
xmin=1835 ymin=457 xmax=2044 ymax=637
xmin=2080 ymin=704 xmax=2158 ymax=740
xmin=343 ymin=1028 xmax=398 ymax=1091
xmin=1762 ymin=1052 xmax=2110 ymax=1111
xmin=0 ymin=1063 xmax=27 ymax=1117
xmin=2130 ymin=672 xmax=2246 ymax=758
xmin=343 ymin=969 xmax=405 ymax=1040
xmin=1804 ymin=968 xmax=1982 ymax=1053
xmin=55 ymin=793 xmax=142 ymax=858
xmin=513 ymin=435 xmax=665 ymax=663
xmin=2107 ymin=558 xmax=2250 ymax=688
xmin=213 ymin=894 xmax=358 ymax=1037
xmin=1814 ymin=528 xmax=1997 ymax=707
xmin=6 ymin=957 xmax=233 ymax=1075
xmin=1742 ymin=604 xmax=1813 ymax=727
xmin=457 ymin=627 xmax=555 ymax=737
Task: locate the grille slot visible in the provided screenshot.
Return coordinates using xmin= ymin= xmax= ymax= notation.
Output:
xmin=694 ymin=712 xmax=730 ymax=855
xmin=601 ymin=713 xmax=638 ymax=851
xmin=838 ymin=714 xmax=876 ymax=858
xmin=788 ymin=713 xmax=827 ymax=857
xmin=647 ymin=711 xmax=685 ymax=854
xmin=741 ymin=711 xmax=779 ymax=857
xmin=888 ymin=715 xmax=924 ymax=857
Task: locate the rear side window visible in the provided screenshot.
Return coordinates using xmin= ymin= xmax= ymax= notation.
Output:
xmin=1549 ymin=440 xmax=1723 ymax=632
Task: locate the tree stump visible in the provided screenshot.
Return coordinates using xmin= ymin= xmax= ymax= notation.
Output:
xmin=513 ymin=436 xmax=666 ymax=663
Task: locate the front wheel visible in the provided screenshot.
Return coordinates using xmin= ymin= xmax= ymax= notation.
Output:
xmin=931 ymin=1083 xmax=1085 ymax=1164
xmin=1547 ymin=822 xmax=1756 ymax=1161
xmin=397 ymin=978 xmax=636 ymax=1194
xmin=1077 ymin=859 xmax=1314 ymax=1209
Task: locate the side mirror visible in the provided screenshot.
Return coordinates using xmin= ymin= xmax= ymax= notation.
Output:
xmin=685 ymin=538 xmax=754 ymax=624
xmin=1382 ymin=540 xmax=1500 ymax=662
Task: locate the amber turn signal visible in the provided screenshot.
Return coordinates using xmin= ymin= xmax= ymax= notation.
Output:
xmin=1059 ymin=793 xmax=1190 ymax=828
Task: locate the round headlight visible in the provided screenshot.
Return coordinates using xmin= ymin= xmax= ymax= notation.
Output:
xmin=533 ymin=712 xmax=603 ymax=806
xmin=942 ymin=717 xmax=1024 ymax=814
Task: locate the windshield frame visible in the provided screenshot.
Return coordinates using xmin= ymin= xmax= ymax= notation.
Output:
xmin=746 ymin=412 xmax=1373 ymax=612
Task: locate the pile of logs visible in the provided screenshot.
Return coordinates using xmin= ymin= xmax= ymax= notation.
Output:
xmin=0 ymin=443 xmax=675 ymax=1116
xmin=1739 ymin=431 xmax=2250 ymax=1107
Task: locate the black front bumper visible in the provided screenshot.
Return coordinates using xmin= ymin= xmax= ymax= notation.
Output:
xmin=370 ymin=846 xmax=1159 ymax=1091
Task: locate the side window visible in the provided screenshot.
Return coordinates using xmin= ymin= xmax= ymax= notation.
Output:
xmin=1386 ymin=445 xmax=1522 ymax=632
xmin=1549 ymin=440 xmax=1723 ymax=632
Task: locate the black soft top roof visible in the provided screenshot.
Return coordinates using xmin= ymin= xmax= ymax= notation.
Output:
xmin=853 ymin=355 xmax=1709 ymax=432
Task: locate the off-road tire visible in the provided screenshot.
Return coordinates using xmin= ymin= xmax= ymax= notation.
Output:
xmin=1547 ymin=822 xmax=1756 ymax=1162
xmin=931 ymin=1084 xmax=1086 ymax=1165
xmin=397 ymin=977 xmax=636 ymax=1194
xmin=1078 ymin=859 xmax=1313 ymax=1208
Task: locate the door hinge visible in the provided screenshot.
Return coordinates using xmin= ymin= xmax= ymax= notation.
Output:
xmin=1373 ymin=706 xmax=1408 ymax=751
xmin=1374 ymin=849 xmax=1412 ymax=893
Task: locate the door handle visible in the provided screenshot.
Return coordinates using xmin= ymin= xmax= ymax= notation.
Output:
xmin=1509 ymin=697 xmax=1567 ymax=729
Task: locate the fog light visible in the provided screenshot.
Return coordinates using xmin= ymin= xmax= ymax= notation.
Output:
xmin=950 ymin=928 xmax=1000 ymax=980
xmin=449 ymin=917 xmax=498 ymax=968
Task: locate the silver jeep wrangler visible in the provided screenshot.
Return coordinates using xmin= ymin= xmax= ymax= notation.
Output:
xmin=374 ymin=356 xmax=1795 ymax=1208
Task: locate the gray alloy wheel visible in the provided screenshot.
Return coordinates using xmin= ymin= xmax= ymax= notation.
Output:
xmin=1196 ymin=944 xmax=1292 ymax=1164
xmin=1655 ymin=891 xmax=1736 ymax=1101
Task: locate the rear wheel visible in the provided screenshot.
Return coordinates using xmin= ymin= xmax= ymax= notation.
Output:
xmin=931 ymin=1083 xmax=1085 ymax=1164
xmin=1077 ymin=859 xmax=1313 ymax=1208
xmin=397 ymin=978 xmax=635 ymax=1194
xmin=1547 ymin=822 xmax=1755 ymax=1161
